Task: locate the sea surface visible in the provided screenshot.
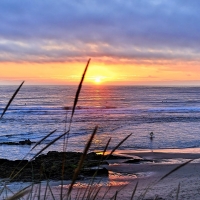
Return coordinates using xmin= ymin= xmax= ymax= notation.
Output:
xmin=1 ymin=85 xmax=200 ymax=160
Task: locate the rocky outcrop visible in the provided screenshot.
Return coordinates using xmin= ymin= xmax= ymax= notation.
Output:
xmin=123 ymin=159 xmax=153 ymax=164
xmin=0 ymin=151 xmax=110 ymax=182
xmin=0 ymin=139 xmax=35 ymax=145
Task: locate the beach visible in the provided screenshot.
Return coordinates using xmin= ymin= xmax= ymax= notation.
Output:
xmin=66 ymin=148 xmax=200 ymax=199
xmin=2 ymin=148 xmax=200 ymax=199
xmin=104 ymin=149 xmax=200 ymax=199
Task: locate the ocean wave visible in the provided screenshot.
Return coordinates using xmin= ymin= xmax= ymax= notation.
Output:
xmin=0 ymin=105 xmax=65 ymax=115
xmin=148 ymin=106 xmax=200 ymax=113
xmin=63 ymin=105 xmax=117 ymax=110
xmin=3 ymin=105 xmax=200 ymax=117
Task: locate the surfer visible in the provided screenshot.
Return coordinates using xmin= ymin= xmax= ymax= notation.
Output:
xmin=150 ymin=132 xmax=154 ymax=140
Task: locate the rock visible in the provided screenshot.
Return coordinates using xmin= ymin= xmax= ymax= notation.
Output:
xmin=0 ymin=151 xmax=109 ymax=182
xmin=124 ymin=159 xmax=153 ymax=164
xmin=82 ymin=167 xmax=108 ymax=176
xmin=0 ymin=139 xmax=35 ymax=145
xmin=19 ymin=139 xmax=32 ymax=145
xmin=124 ymin=159 xmax=143 ymax=164
xmin=86 ymin=152 xmax=98 ymax=159
xmin=0 ymin=159 xmax=9 ymax=165
xmin=104 ymin=154 xmax=131 ymax=159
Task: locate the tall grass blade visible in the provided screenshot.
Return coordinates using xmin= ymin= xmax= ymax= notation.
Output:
xmin=0 ymin=81 xmax=24 ymax=119
xmin=86 ymin=137 xmax=111 ymax=190
xmin=0 ymin=184 xmax=11 ymax=198
xmin=86 ymin=179 xmax=102 ymax=200
xmin=75 ymin=138 xmax=108 ymax=200
xmin=115 ymin=182 xmax=128 ymax=195
xmin=47 ymin=181 xmax=56 ymax=200
xmin=64 ymin=59 xmax=91 ymax=162
xmin=106 ymin=133 xmax=132 ymax=159
xmin=176 ymin=183 xmax=180 ymax=200
xmin=137 ymin=183 xmax=151 ymax=200
xmin=131 ymin=181 xmax=138 ymax=200
xmin=32 ymin=184 xmax=39 ymax=200
xmin=68 ymin=125 xmax=98 ymax=196
xmin=102 ymin=137 xmax=111 ymax=157
xmin=113 ymin=191 xmax=118 ymax=200
xmin=80 ymin=182 xmax=90 ymax=200
xmin=0 ymin=186 xmax=4 ymax=196
xmin=71 ymin=58 xmax=90 ymax=121
xmin=10 ymin=164 xmax=28 ymax=181
xmin=78 ymin=178 xmax=92 ymax=200
xmin=43 ymin=185 xmax=49 ymax=200
xmin=9 ymin=131 xmax=69 ymax=180
xmin=158 ymin=159 xmax=193 ymax=182
xmin=26 ymin=183 xmax=34 ymax=200
xmin=38 ymin=181 xmax=42 ymax=200
xmin=5 ymin=185 xmax=30 ymax=200
xmin=101 ymin=186 xmax=111 ymax=200
xmin=9 ymin=129 xmax=58 ymax=178
xmin=91 ymin=186 xmax=102 ymax=200
xmin=31 ymin=129 xmax=57 ymax=151
xmin=30 ymin=130 xmax=70 ymax=161
xmin=74 ymin=188 xmax=83 ymax=200
xmin=154 ymin=195 xmax=159 ymax=200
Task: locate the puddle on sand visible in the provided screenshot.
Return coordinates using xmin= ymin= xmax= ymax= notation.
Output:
xmin=153 ymin=158 xmax=197 ymax=164
xmin=60 ymin=171 xmax=137 ymax=189
xmin=0 ymin=169 xmax=156 ymax=192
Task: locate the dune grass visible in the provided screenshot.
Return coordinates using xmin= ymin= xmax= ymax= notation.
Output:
xmin=0 ymin=81 xmax=24 ymax=119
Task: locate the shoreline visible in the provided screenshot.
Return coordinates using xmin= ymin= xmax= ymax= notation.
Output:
xmin=104 ymin=148 xmax=200 ymax=199
xmin=104 ymin=147 xmax=200 ymax=160
xmin=2 ymin=148 xmax=200 ymax=199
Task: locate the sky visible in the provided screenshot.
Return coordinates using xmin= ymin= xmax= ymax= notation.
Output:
xmin=1 ymin=0 xmax=200 ymax=85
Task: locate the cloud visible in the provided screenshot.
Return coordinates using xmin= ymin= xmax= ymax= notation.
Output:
xmin=1 ymin=0 xmax=200 ymax=63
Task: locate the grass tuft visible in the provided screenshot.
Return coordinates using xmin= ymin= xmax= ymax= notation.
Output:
xmin=0 ymin=81 xmax=24 ymax=119
xmin=31 ymin=129 xmax=57 ymax=151
xmin=176 ymin=183 xmax=180 ymax=200
xmin=70 ymin=58 xmax=90 ymax=121
xmin=106 ymin=133 xmax=132 ymax=159
xmin=68 ymin=125 xmax=98 ymax=196
xmin=130 ymin=181 xmax=138 ymax=200
xmin=158 ymin=159 xmax=193 ymax=182
xmin=5 ymin=185 xmax=31 ymax=200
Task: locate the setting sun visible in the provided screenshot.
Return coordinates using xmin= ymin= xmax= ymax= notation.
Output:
xmin=94 ymin=77 xmax=101 ymax=84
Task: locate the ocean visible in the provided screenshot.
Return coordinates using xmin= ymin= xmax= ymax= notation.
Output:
xmin=1 ymin=85 xmax=200 ymax=160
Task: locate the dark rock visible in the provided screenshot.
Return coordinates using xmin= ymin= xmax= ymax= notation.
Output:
xmin=0 ymin=151 xmax=109 ymax=182
xmin=0 ymin=139 xmax=35 ymax=145
xmin=124 ymin=159 xmax=143 ymax=164
xmin=12 ymin=160 xmax=28 ymax=166
xmin=19 ymin=139 xmax=32 ymax=145
xmin=82 ymin=167 xmax=108 ymax=176
xmin=86 ymin=152 xmax=98 ymax=159
xmin=124 ymin=159 xmax=154 ymax=164
xmin=0 ymin=159 xmax=9 ymax=165
xmin=105 ymin=154 xmax=131 ymax=159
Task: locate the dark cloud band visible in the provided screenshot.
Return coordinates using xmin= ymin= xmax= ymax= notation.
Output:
xmin=1 ymin=0 xmax=200 ymax=63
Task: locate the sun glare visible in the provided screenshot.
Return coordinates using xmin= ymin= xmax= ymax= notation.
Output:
xmin=94 ymin=77 xmax=101 ymax=84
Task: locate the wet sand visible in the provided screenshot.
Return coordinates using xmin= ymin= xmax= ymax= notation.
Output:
xmin=104 ymin=148 xmax=200 ymax=199
xmin=3 ymin=148 xmax=200 ymax=199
